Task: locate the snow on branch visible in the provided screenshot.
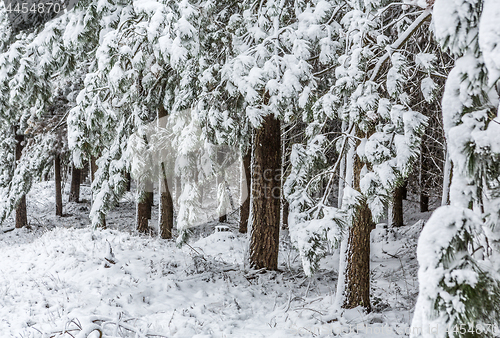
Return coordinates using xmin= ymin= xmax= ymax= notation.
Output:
xmin=369 ymin=8 xmax=432 ymax=83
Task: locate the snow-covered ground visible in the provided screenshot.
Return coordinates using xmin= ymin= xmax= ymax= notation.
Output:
xmin=0 ymin=181 xmax=431 ymax=337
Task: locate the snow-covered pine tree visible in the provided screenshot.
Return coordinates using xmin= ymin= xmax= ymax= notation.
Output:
xmin=285 ymin=1 xmax=430 ymax=311
xmin=411 ymin=0 xmax=500 ymax=336
xmin=0 ymin=8 xmax=80 ymax=226
xmin=207 ymin=0 xmax=333 ymax=270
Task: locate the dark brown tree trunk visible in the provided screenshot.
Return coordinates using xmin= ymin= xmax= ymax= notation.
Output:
xmin=401 ymin=180 xmax=408 ymax=200
xmin=420 ymin=193 xmax=429 ymax=212
xmin=282 ymin=198 xmax=289 ymax=230
xmin=55 ymin=155 xmax=63 ymax=216
xmin=146 ymin=181 xmax=153 ymax=220
xmin=391 ymin=185 xmax=404 ymax=227
xmin=69 ymin=165 xmax=81 ymax=203
xmin=125 ymin=171 xmax=131 ymax=191
xmin=250 ymin=115 xmax=281 ymax=270
xmin=343 ymin=149 xmax=372 ymax=312
xmin=137 ymin=190 xmax=150 ymax=233
xmin=15 ymin=132 xmax=27 ymax=228
xmin=157 ymin=105 xmax=174 ymax=239
xmin=239 ymin=150 xmax=251 ymax=233
xmin=91 ymin=155 xmax=97 ymax=183
xmin=420 ymin=136 xmax=429 ymax=212
xmin=90 ymin=155 xmax=106 ymax=228
xmin=159 ymin=163 xmax=174 ymax=239
xmin=281 ymin=124 xmax=290 ymax=230
xmin=217 ymin=149 xmax=227 ymax=223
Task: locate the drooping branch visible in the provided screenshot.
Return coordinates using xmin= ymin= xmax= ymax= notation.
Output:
xmin=369 ymin=8 xmax=432 ymax=82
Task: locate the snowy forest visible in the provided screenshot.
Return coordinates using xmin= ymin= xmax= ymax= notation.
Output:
xmin=0 ymin=0 xmax=499 ymax=337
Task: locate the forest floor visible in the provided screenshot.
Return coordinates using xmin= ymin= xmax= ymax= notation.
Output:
xmin=0 ymin=181 xmax=434 ymax=337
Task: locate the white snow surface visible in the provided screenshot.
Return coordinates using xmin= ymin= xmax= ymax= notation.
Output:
xmin=0 ymin=181 xmax=428 ymax=337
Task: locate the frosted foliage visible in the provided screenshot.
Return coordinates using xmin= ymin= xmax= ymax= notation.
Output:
xmin=421 ymin=77 xmax=437 ymax=102
xmin=413 ymin=0 xmax=500 ymax=335
xmin=479 ymin=0 xmax=500 ymax=86
xmin=433 ymin=0 xmax=481 ymax=56
xmin=411 ymin=207 xmax=485 ymax=338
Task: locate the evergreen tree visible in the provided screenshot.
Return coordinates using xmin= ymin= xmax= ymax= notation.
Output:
xmin=411 ymin=0 xmax=500 ymax=336
xmin=284 ymin=1 xmax=430 ymax=311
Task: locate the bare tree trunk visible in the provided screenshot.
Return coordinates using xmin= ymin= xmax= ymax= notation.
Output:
xmin=91 ymin=156 xmax=97 ymax=183
xmin=55 ymin=155 xmax=63 ymax=216
xmin=137 ymin=190 xmax=150 ymax=233
xmin=282 ymin=198 xmax=289 ymax=230
xmin=217 ymin=149 xmax=227 ymax=223
xmin=342 ymin=136 xmax=373 ymax=312
xmin=90 ymin=155 xmax=106 ymax=228
xmin=15 ymin=132 xmax=27 ymax=228
xmin=159 ymin=163 xmax=174 ymax=239
xmin=281 ymin=124 xmax=290 ymax=230
xmin=390 ymin=186 xmax=404 ymax=227
xmin=250 ymin=115 xmax=281 ymax=270
xmin=69 ymin=165 xmax=81 ymax=203
xmin=420 ymin=137 xmax=429 ymax=212
xmin=401 ymin=180 xmax=408 ymax=200
xmin=146 ymin=181 xmax=153 ymax=220
xmin=158 ymin=105 xmax=174 ymax=239
xmin=125 ymin=171 xmax=131 ymax=192
xmin=239 ymin=150 xmax=251 ymax=233
xmin=441 ymin=151 xmax=452 ymax=206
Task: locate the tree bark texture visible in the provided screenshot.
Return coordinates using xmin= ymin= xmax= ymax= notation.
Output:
xmin=420 ymin=135 xmax=430 ymax=212
xmin=146 ymin=181 xmax=153 ymax=220
xmin=217 ymin=149 xmax=227 ymax=223
xmin=55 ymin=155 xmax=63 ymax=216
xmin=159 ymin=163 xmax=174 ymax=239
xmin=137 ymin=190 xmax=150 ymax=233
xmin=391 ymin=185 xmax=404 ymax=227
xmin=15 ymin=132 xmax=27 ymax=228
xmin=250 ymin=115 xmax=281 ymax=270
xmin=343 ymin=146 xmax=372 ymax=312
xmin=239 ymin=149 xmax=251 ymax=233
xmin=69 ymin=165 xmax=81 ymax=203
xmin=158 ymin=105 xmax=174 ymax=239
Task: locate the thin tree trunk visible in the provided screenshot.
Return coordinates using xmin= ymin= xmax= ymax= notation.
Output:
xmin=146 ymin=181 xmax=153 ymax=220
xmin=217 ymin=149 xmax=227 ymax=223
xmin=158 ymin=104 xmax=174 ymax=239
xmin=420 ymin=137 xmax=429 ymax=212
xmin=281 ymin=124 xmax=290 ymax=230
xmin=69 ymin=165 xmax=81 ymax=203
xmin=159 ymin=163 xmax=174 ymax=239
xmin=391 ymin=186 xmax=404 ymax=227
xmin=91 ymin=156 xmax=97 ymax=183
xmin=175 ymin=176 xmax=181 ymax=204
xmin=335 ymin=143 xmax=354 ymax=309
xmin=55 ymin=155 xmax=63 ymax=216
xmin=250 ymin=115 xmax=281 ymax=270
xmin=137 ymin=190 xmax=149 ymax=233
xmin=239 ymin=149 xmax=251 ymax=233
xmin=90 ymin=155 xmax=106 ymax=228
xmin=125 ymin=171 xmax=131 ymax=192
xmin=343 ymin=151 xmax=372 ymax=312
xmin=282 ymin=198 xmax=289 ymax=230
xmin=441 ymin=151 xmax=452 ymax=206
xmin=15 ymin=132 xmax=27 ymax=228
xmin=338 ymin=121 xmax=347 ymax=208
